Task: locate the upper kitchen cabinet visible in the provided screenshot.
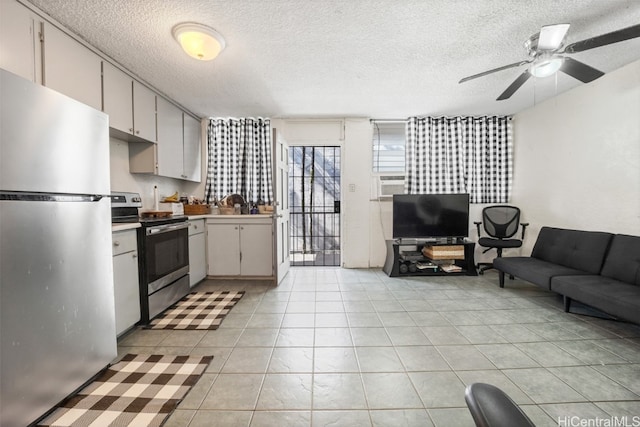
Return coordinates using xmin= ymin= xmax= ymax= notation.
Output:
xmin=182 ymin=114 xmax=202 ymax=182
xmin=0 ymin=0 xmax=42 ymax=83
xmin=156 ymin=97 xmax=184 ymax=179
xmin=129 ymin=99 xmax=201 ymax=182
xmin=155 ymin=96 xmax=202 ymax=182
xmin=102 ymin=61 xmax=157 ymax=143
xmin=42 ymin=22 xmax=102 ymax=111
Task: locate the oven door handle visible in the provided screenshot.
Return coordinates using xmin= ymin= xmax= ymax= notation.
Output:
xmin=146 ymin=222 xmax=189 ymax=235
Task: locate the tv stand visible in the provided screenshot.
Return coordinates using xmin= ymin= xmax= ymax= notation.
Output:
xmin=383 ymin=239 xmax=477 ymax=277
xmin=394 ymin=237 xmax=465 ymax=245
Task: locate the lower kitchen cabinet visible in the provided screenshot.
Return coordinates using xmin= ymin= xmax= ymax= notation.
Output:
xmin=112 ymin=229 xmax=140 ymax=337
xmin=206 ymin=216 xmax=274 ymax=277
xmin=188 ymin=219 xmax=206 ymax=287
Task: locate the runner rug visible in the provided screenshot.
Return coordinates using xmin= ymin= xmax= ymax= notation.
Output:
xmin=148 ymin=290 xmax=245 ymax=330
xmin=38 ymin=353 xmax=212 ymax=427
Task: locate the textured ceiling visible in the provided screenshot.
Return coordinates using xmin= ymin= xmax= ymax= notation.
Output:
xmin=26 ymin=0 xmax=640 ymax=119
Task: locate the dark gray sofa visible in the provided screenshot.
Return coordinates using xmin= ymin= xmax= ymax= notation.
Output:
xmin=493 ymin=227 xmax=640 ymax=324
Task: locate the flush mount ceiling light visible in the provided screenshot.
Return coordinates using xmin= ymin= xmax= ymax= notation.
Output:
xmin=172 ymin=22 xmax=225 ymax=61
xmin=530 ymin=55 xmax=564 ymax=78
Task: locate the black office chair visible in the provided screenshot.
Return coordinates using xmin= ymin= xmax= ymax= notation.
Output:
xmin=465 ymin=383 xmax=536 ymax=427
xmin=474 ymin=205 xmax=528 ymax=275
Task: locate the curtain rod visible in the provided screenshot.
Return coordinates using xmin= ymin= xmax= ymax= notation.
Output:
xmin=411 ymin=115 xmax=512 ymax=120
xmin=370 ymin=116 xmax=512 ymax=122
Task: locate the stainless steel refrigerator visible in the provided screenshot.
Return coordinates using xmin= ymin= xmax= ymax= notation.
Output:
xmin=0 ymin=69 xmax=117 ymax=426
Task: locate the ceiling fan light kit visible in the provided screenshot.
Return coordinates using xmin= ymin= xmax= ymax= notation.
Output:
xmin=172 ymin=22 xmax=225 ymax=61
xmin=530 ymin=56 xmax=564 ymax=78
xmin=459 ymin=22 xmax=640 ymax=100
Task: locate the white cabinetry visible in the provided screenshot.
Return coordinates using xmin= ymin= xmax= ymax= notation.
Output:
xmin=0 ymin=0 xmax=42 ymax=83
xmin=156 ymin=97 xmax=201 ymax=182
xmin=206 ymin=217 xmax=274 ymax=277
xmin=188 ymin=219 xmax=206 ymax=287
xmin=112 ymin=229 xmax=140 ymax=337
xmin=0 ymin=2 xmax=100 ymax=108
xmin=183 ymin=114 xmax=202 ymax=182
xmin=42 ymin=22 xmax=102 ymax=111
xmin=102 ymin=61 xmax=156 ymax=142
xmin=130 ymin=96 xmax=201 ymax=182
xmin=157 ymin=97 xmax=184 ymax=179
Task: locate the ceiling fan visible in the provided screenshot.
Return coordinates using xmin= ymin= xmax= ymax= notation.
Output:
xmin=459 ymin=23 xmax=640 ymax=100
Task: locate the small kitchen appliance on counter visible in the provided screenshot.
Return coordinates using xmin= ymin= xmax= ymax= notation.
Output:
xmin=110 ymin=191 xmax=190 ymax=324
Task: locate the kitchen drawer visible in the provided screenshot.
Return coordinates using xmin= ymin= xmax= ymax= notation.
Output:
xmin=112 ymin=229 xmax=138 ymax=256
xmin=188 ymin=219 xmax=205 ymax=236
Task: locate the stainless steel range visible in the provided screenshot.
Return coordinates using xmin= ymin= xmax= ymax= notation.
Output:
xmin=111 ymin=192 xmax=190 ymax=323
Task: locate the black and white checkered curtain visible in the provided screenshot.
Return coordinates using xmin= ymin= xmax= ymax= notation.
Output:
xmin=405 ymin=116 xmax=512 ymax=203
xmin=204 ymin=117 xmax=273 ymax=204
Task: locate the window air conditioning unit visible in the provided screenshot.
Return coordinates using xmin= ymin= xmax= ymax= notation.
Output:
xmin=375 ymin=175 xmax=405 ymax=199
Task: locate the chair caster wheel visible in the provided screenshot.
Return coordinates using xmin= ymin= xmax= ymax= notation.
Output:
xmin=478 ymin=270 xmax=484 ymax=275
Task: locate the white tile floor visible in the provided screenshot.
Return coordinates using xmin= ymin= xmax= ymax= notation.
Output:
xmin=117 ymin=268 xmax=640 ymax=426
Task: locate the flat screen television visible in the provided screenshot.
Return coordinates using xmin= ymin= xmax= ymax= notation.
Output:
xmin=392 ymin=193 xmax=470 ymax=240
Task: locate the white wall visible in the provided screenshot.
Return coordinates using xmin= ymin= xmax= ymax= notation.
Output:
xmin=511 ymin=58 xmax=640 ymax=254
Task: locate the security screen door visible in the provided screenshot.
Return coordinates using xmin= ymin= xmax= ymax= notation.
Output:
xmin=289 ymin=146 xmax=341 ymax=266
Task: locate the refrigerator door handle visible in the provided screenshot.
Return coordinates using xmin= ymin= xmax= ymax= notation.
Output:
xmin=0 ymin=191 xmax=104 ymax=202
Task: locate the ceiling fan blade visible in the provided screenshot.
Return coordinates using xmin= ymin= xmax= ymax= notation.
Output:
xmin=560 ymin=57 xmax=604 ymax=83
xmin=459 ymin=60 xmax=531 ymax=83
xmin=563 ymin=23 xmax=640 ymax=53
xmin=497 ymin=70 xmax=532 ymax=100
xmin=538 ymin=23 xmax=570 ymax=50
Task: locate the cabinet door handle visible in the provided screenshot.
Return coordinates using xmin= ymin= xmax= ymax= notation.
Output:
xmin=113 ymin=241 xmax=120 ymax=246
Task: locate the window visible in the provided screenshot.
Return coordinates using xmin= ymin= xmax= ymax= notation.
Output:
xmin=372 ymin=121 xmax=405 ymax=173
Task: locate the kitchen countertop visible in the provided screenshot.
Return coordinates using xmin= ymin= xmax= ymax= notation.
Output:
xmin=111 ymin=214 xmax=273 ymax=231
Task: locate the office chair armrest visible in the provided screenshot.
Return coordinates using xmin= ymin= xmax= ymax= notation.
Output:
xmin=474 ymin=221 xmax=482 ymax=237
xmin=521 ymin=223 xmax=529 ymax=240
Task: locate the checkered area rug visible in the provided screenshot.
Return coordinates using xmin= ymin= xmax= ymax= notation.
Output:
xmin=148 ymin=290 xmax=245 ymax=330
xmin=38 ymin=353 xmax=212 ymax=427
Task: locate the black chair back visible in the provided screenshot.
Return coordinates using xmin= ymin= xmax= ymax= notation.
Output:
xmin=465 ymin=383 xmax=536 ymax=427
xmin=482 ymin=206 xmax=521 ymax=239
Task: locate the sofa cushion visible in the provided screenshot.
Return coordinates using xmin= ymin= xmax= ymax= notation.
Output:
xmin=493 ymin=257 xmax=592 ymax=290
xmin=600 ymin=234 xmax=640 ymax=286
xmin=531 ymin=227 xmax=613 ymax=274
xmin=551 ymin=274 xmax=640 ymax=324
